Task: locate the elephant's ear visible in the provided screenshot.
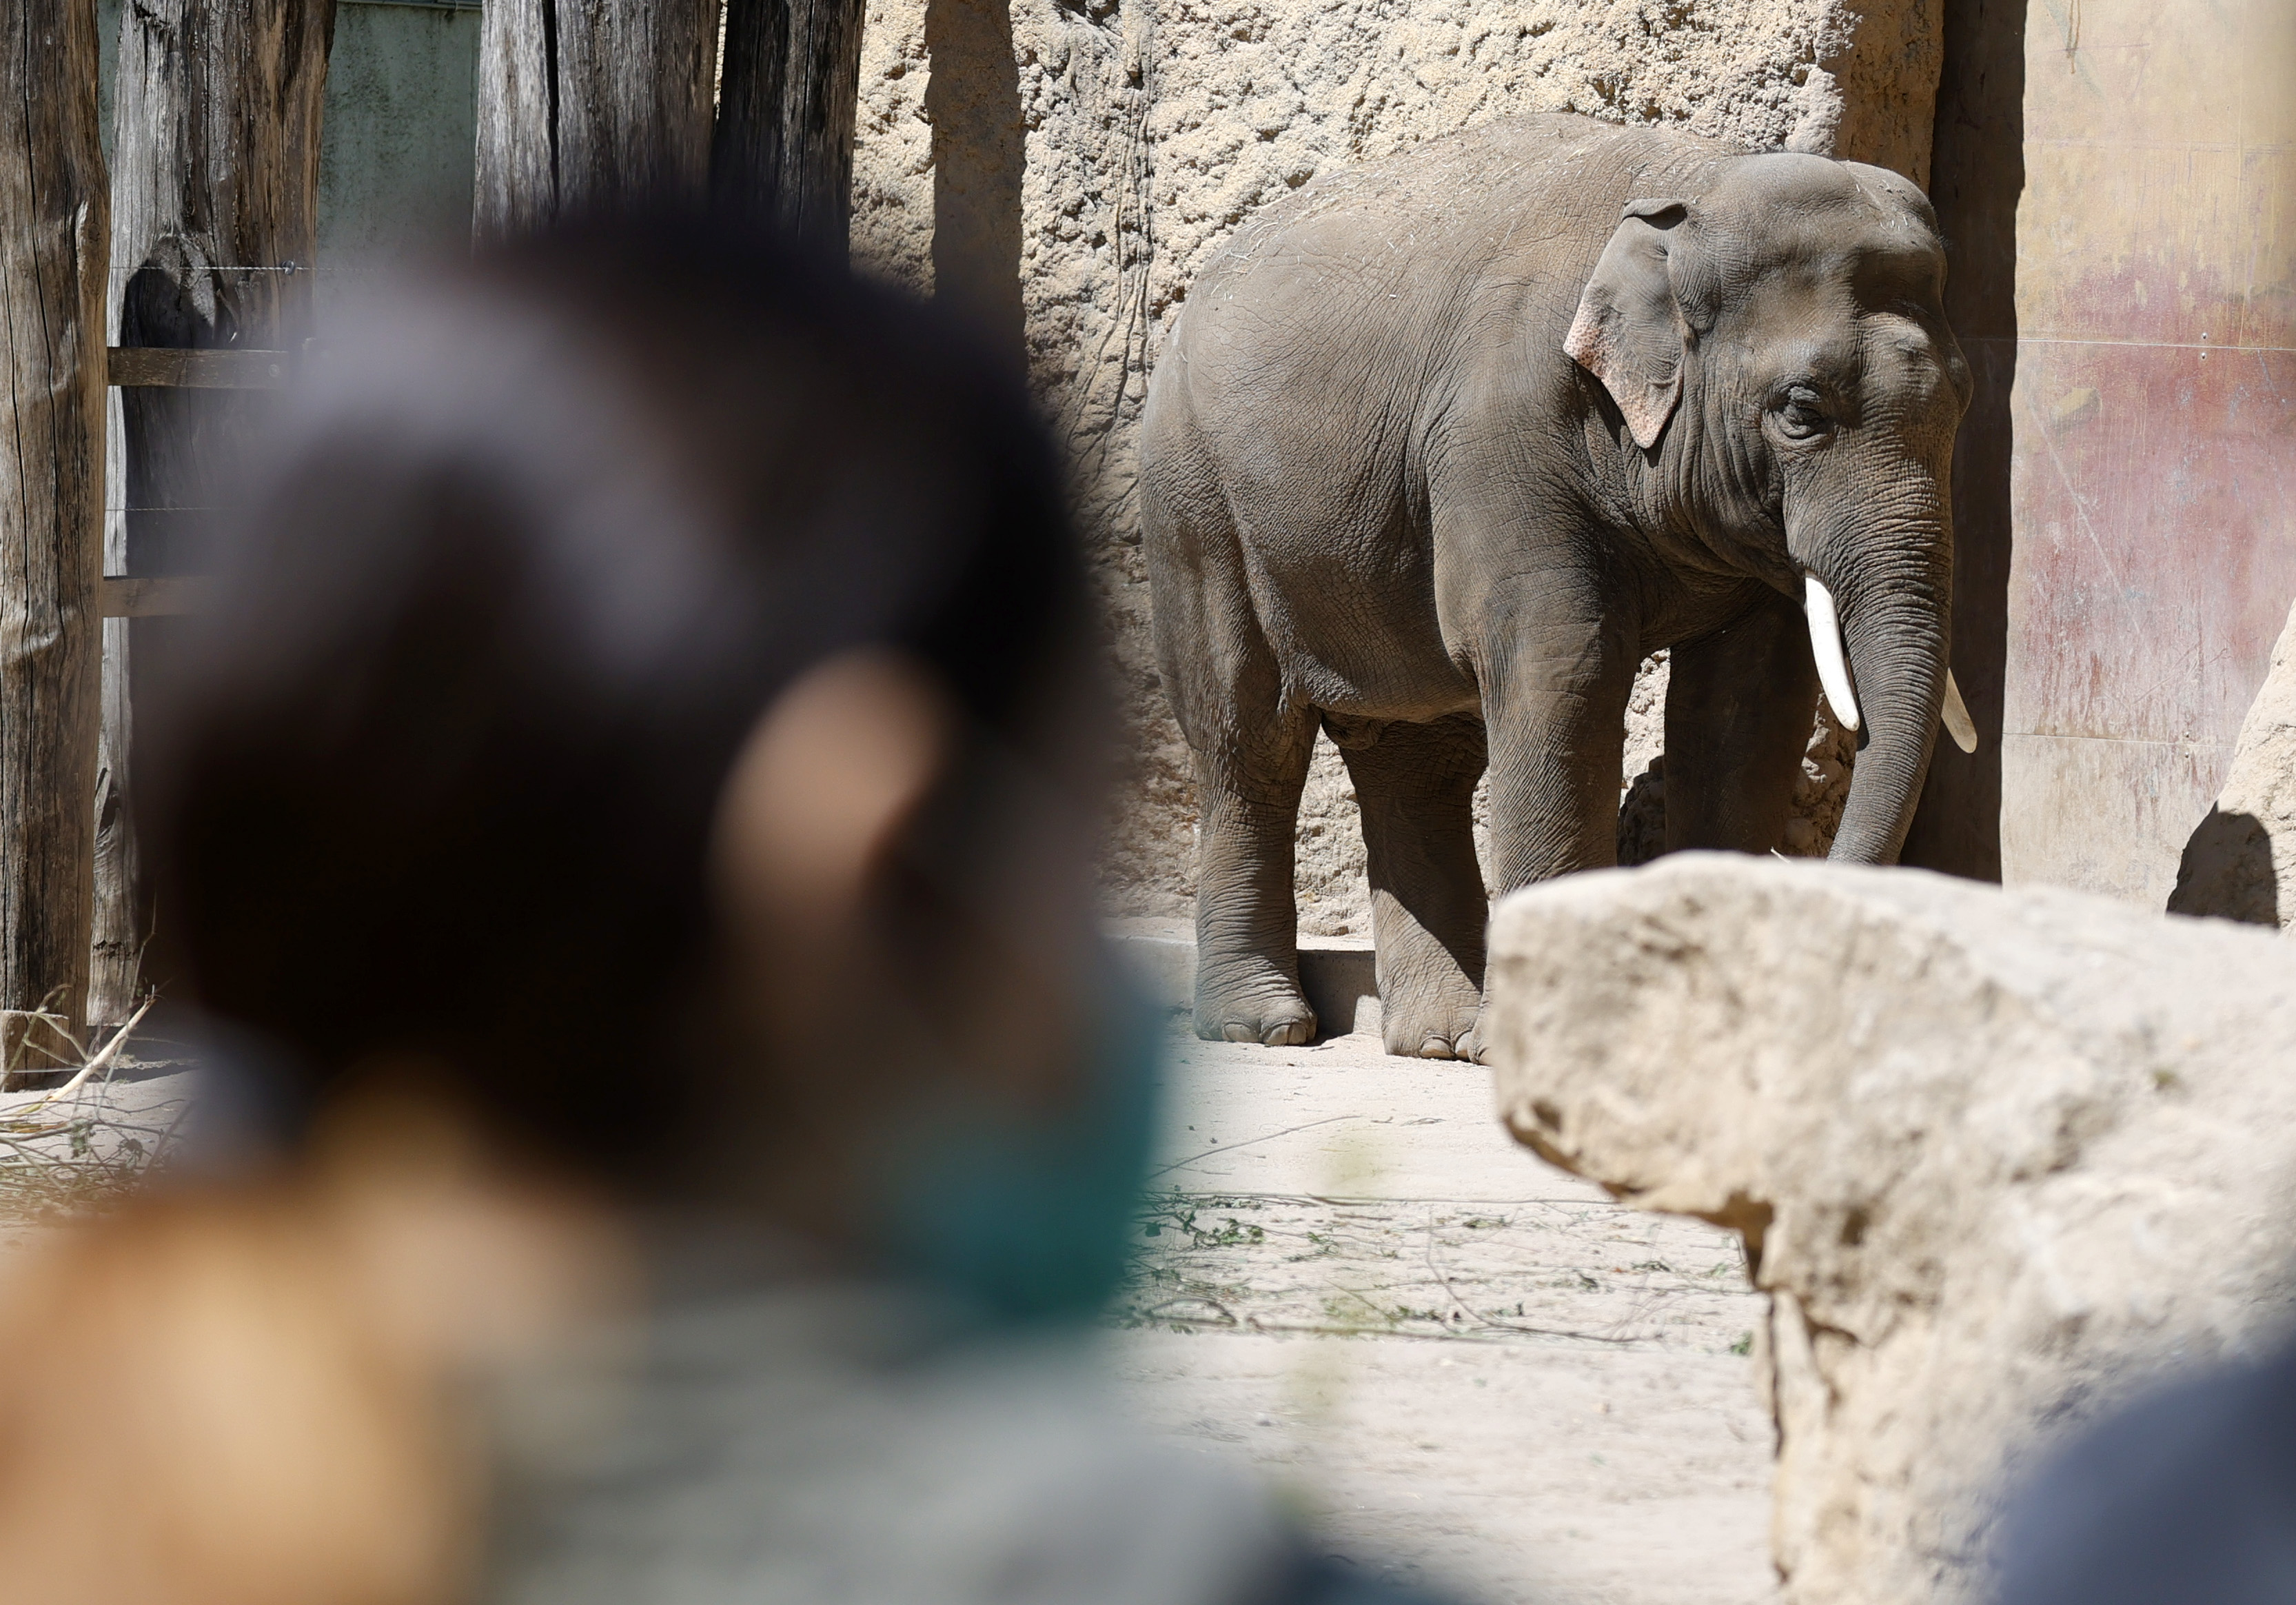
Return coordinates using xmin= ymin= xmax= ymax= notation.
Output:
xmin=1564 ymin=199 xmax=1690 ymax=450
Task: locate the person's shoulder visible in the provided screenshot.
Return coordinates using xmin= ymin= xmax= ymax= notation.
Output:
xmin=1993 ymin=1342 xmax=2296 ymax=1605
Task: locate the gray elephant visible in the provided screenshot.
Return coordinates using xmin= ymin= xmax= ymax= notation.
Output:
xmin=1141 ymin=112 xmax=1976 ymax=1058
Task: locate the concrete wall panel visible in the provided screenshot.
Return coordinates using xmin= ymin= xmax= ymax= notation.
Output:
xmin=1918 ymin=0 xmax=2296 ymax=901
xmin=1978 ymin=0 xmax=2296 ymax=901
xmin=1998 ymin=729 xmax=2223 ymax=905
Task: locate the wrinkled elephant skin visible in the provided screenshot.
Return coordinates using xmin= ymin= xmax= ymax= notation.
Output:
xmin=1141 ymin=113 xmax=1971 ymax=1057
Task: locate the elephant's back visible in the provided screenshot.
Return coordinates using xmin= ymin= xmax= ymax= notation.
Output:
xmin=1163 ymin=114 xmax=1749 ymax=442
xmin=1183 ymin=114 xmax=1749 ymax=317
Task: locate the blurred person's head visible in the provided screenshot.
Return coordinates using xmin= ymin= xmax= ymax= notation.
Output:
xmin=0 ymin=219 xmax=1143 ymax=1605
xmin=142 ymin=215 xmax=1134 ymax=1293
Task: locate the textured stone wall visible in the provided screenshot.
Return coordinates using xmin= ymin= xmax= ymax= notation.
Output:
xmin=849 ymin=0 xmax=1943 ymax=920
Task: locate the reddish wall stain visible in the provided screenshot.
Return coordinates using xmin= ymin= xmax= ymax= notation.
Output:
xmin=1946 ymin=0 xmax=2296 ymax=903
xmin=2007 ymin=334 xmax=2296 ymax=747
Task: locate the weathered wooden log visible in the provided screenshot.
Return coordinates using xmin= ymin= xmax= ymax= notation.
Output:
xmin=715 ymin=0 xmax=868 ymax=252
xmin=0 ymin=0 xmax=107 ymax=1076
xmin=99 ymin=578 xmax=214 ymax=620
xmin=474 ymin=0 xmax=721 ymax=243
xmin=107 ymin=347 xmax=293 ymax=390
xmin=95 ymin=0 xmax=337 ymax=1029
xmin=94 ymin=376 xmax=130 ymax=1043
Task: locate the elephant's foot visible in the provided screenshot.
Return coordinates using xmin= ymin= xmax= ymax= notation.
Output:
xmin=1456 ymin=1013 xmax=1498 ymax=1065
xmin=1453 ymin=1020 xmax=1489 ymax=1065
xmin=1193 ymin=958 xmax=1317 ymax=1047
xmin=1368 ymin=960 xmax=1479 ymax=1060
xmin=1379 ymin=988 xmax=1483 ymax=1060
xmin=1368 ymin=918 xmax=1485 ymax=1060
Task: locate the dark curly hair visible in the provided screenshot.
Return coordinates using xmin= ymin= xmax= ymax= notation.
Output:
xmin=140 ymin=216 xmax=1093 ymax=1187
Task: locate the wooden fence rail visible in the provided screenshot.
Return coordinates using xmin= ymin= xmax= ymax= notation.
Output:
xmin=106 ymin=347 xmax=291 ymax=390
xmin=99 ymin=347 xmax=268 ymax=620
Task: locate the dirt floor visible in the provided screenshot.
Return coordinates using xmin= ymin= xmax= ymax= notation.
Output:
xmin=1106 ymin=1023 xmax=1780 ymax=1605
xmin=0 ymin=1011 xmax=1778 ymax=1605
xmin=0 ymin=1047 xmax=191 ymax=1229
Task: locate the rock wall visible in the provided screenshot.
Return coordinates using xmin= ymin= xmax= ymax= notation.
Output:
xmin=1482 ymin=854 xmax=2296 ymax=1605
xmin=849 ymin=0 xmax=1944 ymax=918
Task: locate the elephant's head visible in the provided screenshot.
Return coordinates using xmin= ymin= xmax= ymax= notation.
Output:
xmin=1564 ymin=153 xmax=1974 ymax=863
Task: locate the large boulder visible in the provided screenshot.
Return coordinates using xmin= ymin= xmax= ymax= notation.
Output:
xmin=1481 ymin=854 xmax=2296 ymax=1605
xmin=2170 ymin=598 xmax=2296 ymax=927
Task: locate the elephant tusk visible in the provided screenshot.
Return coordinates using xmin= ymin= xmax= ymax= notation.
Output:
xmin=1941 ymin=667 xmax=1978 ymax=754
xmin=1802 ymin=575 xmax=1860 ymax=733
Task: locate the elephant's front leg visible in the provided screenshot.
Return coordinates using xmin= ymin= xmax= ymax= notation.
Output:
xmin=1463 ymin=607 xmax=1636 ymax=1063
xmin=1663 ymin=589 xmax=1821 ymax=854
xmin=1477 ymin=609 xmax=1640 ymax=895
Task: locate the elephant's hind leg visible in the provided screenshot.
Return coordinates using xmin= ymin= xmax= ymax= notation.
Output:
xmin=1144 ymin=403 xmax=1318 ymax=1045
xmin=1336 ymin=714 xmax=1489 ymax=1059
xmin=1192 ymin=723 xmax=1319 ymax=1045
xmin=1663 ymin=589 xmax=1821 ymax=854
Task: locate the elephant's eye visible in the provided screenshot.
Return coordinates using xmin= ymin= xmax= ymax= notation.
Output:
xmin=1774 ymin=387 xmax=1831 ymax=441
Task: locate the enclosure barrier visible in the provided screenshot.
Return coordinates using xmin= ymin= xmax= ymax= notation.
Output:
xmin=99 ymin=345 xmax=276 ymax=620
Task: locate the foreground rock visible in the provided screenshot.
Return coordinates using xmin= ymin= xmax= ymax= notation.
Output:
xmin=2171 ymin=598 xmax=2296 ymax=926
xmin=1481 ymin=854 xmax=2296 ymax=1605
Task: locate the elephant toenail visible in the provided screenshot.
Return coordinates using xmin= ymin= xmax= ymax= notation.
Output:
xmin=1222 ymin=1022 xmax=1257 ymax=1042
xmin=1420 ymin=1036 xmax=1457 ymax=1060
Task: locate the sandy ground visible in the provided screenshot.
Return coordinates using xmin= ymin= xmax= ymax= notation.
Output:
xmin=0 ymin=1034 xmax=195 ymax=1240
xmin=1105 ymin=1022 xmax=1780 ymax=1605
xmin=0 ymin=1007 xmax=1778 ymax=1604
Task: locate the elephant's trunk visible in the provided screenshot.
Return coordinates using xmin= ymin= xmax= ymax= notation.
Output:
xmin=1791 ymin=472 xmax=1953 ymax=865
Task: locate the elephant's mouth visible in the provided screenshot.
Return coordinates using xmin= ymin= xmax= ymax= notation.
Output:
xmin=1800 ymin=572 xmax=1975 ymax=754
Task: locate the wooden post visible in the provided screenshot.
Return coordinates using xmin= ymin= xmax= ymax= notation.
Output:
xmin=92 ymin=376 xmax=133 ymax=1029
xmin=0 ymin=0 xmax=107 ymax=1077
xmin=92 ymin=0 xmax=338 ymax=1030
xmin=715 ymin=0 xmax=868 ymax=252
xmin=474 ymin=0 xmax=722 ymax=243
xmin=920 ymin=0 xmax=1023 ymax=347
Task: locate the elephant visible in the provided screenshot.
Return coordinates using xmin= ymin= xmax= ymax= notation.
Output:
xmin=1140 ymin=112 xmax=1976 ymax=1059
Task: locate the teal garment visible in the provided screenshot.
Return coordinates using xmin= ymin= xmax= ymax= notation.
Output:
xmin=478 ymin=1278 xmax=1303 ymax=1605
xmin=871 ymin=973 xmax=1163 ymax=1325
xmin=476 ymin=1251 xmax=1477 ymax=1605
xmin=477 ymin=986 xmax=1479 ymax=1605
